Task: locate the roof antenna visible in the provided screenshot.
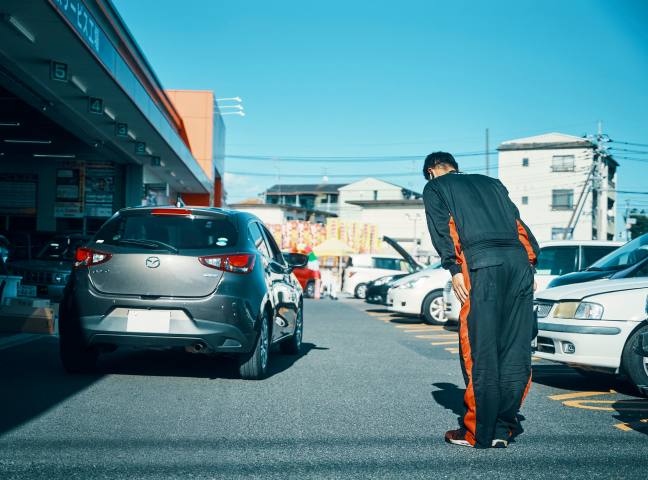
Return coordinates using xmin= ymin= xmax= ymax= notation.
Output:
xmin=175 ymin=195 xmax=185 ymax=208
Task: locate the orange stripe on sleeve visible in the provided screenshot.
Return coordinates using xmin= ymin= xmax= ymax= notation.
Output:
xmin=448 ymin=215 xmax=463 ymax=267
xmin=517 ymin=220 xmax=536 ymax=266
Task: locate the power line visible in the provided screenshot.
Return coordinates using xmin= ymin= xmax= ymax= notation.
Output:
xmin=225 ymin=150 xmax=498 ymax=163
xmin=611 ymin=140 xmax=648 ymax=148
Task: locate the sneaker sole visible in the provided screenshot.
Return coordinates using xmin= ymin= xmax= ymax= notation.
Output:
xmin=491 ymin=440 xmax=508 ymax=448
xmin=445 ymin=437 xmax=473 ymax=447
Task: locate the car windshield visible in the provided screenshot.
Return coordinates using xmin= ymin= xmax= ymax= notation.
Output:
xmin=95 ymin=214 xmax=238 ymax=250
xmin=37 ymin=237 xmax=90 ymax=260
xmin=587 ymin=234 xmax=648 ymax=270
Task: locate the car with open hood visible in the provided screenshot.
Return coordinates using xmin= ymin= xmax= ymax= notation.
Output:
xmin=58 ymin=206 xmax=308 ymax=380
xmin=386 ymin=262 xmax=450 ymax=325
xmin=342 ymin=236 xmax=424 ymax=299
xmin=534 ymin=277 xmax=648 ymax=396
xmin=547 ymin=233 xmax=647 ymax=289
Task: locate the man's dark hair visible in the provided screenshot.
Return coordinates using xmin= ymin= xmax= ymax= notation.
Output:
xmin=422 ymin=152 xmax=459 ymax=180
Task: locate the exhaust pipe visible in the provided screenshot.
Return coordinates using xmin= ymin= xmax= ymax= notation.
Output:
xmin=193 ymin=342 xmax=206 ymax=352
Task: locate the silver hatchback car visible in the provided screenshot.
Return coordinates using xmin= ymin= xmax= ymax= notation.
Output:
xmin=59 ymin=205 xmax=308 ymax=380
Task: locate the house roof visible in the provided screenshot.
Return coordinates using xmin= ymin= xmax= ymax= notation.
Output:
xmin=497 ymin=133 xmax=596 ymax=151
xmin=227 ymin=202 xmax=337 ymax=217
xmin=265 ymin=184 xmax=347 ymax=195
xmin=345 ymin=199 xmax=424 ymax=206
xmin=339 ymin=177 xmax=422 ymax=198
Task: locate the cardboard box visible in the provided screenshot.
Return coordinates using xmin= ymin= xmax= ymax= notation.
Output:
xmin=4 ymin=297 xmax=51 ymax=308
xmin=0 ymin=303 xmax=59 ymax=335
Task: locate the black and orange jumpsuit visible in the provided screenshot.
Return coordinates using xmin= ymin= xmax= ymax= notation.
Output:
xmin=423 ymin=170 xmax=539 ymax=449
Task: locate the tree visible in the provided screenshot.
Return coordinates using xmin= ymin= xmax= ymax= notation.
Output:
xmin=629 ymin=208 xmax=648 ymax=239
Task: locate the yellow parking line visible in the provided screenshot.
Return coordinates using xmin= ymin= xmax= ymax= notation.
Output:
xmin=395 ymin=324 xmax=429 ymax=328
xmin=532 ymin=357 xmax=541 ymax=360
xmin=562 ymin=400 xmax=648 ymax=411
xmin=432 ymin=341 xmax=459 ymax=345
xmin=365 ymin=312 xmax=390 ymax=316
xmin=614 ymin=419 xmax=648 ymax=431
xmin=445 ymin=348 xmax=460 ymax=354
xmin=415 ymin=334 xmax=459 ymax=338
xmin=548 ymin=390 xmax=616 ymax=401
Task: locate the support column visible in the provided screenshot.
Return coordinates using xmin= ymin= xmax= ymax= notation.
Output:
xmin=125 ymin=164 xmax=143 ymax=208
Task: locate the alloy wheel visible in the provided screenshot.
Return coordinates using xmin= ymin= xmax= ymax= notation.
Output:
xmin=260 ymin=318 xmax=269 ymax=370
xmin=356 ymin=284 xmax=367 ymax=299
xmin=295 ymin=309 xmax=303 ymax=347
xmin=429 ymin=296 xmax=445 ymax=322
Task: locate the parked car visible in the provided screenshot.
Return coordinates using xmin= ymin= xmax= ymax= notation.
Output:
xmin=534 ymin=278 xmax=648 ymax=396
xmin=365 ymin=272 xmax=411 ymax=304
xmin=548 ymin=233 xmax=648 ymax=289
xmin=443 ymin=239 xmax=625 ymax=322
xmin=282 ymin=252 xmax=319 ymax=298
xmin=386 ymin=262 xmax=449 ymax=325
xmin=7 ymin=233 xmax=93 ymax=302
xmin=58 ymin=206 xmax=308 ymax=380
xmin=342 ymin=236 xmax=424 ymax=299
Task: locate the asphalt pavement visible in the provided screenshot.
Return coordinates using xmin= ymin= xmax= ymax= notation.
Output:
xmin=0 ymin=296 xmax=647 ymax=479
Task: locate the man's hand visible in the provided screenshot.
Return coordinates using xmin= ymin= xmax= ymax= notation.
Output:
xmin=452 ymin=273 xmax=469 ymax=304
xmin=534 ymin=280 xmax=537 ymax=292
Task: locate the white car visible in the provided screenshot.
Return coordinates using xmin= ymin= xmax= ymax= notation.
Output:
xmin=343 ymin=236 xmax=423 ymax=299
xmin=386 ymin=264 xmax=450 ymax=325
xmin=534 ymin=277 xmax=648 ymax=395
xmin=442 ymin=240 xmax=624 ymax=321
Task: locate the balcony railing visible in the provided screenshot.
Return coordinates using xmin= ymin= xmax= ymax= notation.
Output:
xmin=551 ymin=204 xmax=576 ymax=211
xmin=551 ymin=166 xmax=575 ymax=172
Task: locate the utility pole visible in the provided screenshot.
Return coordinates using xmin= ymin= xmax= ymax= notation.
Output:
xmin=486 ymin=128 xmax=489 ymax=176
xmin=625 ymin=199 xmax=631 ymax=241
xmin=596 ymin=120 xmax=606 ymax=240
xmin=563 ymin=162 xmax=595 ymax=239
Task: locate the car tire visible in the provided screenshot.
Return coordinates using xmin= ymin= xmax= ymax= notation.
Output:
xmin=305 ymin=281 xmax=315 ymax=299
xmin=60 ymin=340 xmax=99 ymax=374
xmin=422 ymin=291 xmax=447 ymax=326
xmin=239 ymin=313 xmax=269 ymax=380
xmin=621 ymin=325 xmax=648 ymax=397
xmin=280 ymin=306 xmax=303 ymax=355
xmin=354 ymin=283 xmax=367 ymax=299
xmin=573 ymin=367 xmax=618 ymax=380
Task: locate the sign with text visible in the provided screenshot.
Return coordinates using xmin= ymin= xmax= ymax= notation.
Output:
xmin=116 ymin=123 xmax=128 ymax=137
xmin=88 ymin=97 xmax=103 ymax=114
xmin=50 ymin=61 xmax=68 ymax=82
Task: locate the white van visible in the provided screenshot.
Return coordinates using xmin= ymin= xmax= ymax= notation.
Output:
xmin=443 ymin=240 xmax=624 ymax=321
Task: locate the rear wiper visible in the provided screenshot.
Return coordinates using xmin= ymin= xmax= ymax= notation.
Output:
xmin=119 ymin=239 xmax=179 ymax=254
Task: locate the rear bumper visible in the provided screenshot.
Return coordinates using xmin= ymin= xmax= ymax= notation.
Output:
xmin=82 ymin=314 xmax=251 ymax=352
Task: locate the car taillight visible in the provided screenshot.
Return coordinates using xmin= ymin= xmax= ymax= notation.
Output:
xmin=74 ymin=247 xmax=113 ymax=268
xmin=199 ymin=253 xmax=255 ymax=274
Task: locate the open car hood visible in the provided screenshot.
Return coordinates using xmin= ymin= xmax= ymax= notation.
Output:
xmin=382 ymin=236 xmax=423 ymax=271
xmin=536 ymin=277 xmax=648 ymax=302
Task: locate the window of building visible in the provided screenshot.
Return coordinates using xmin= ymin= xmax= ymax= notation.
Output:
xmin=522 ymin=158 xmax=529 ymax=167
xmin=522 ymin=196 xmax=528 ymax=205
xmin=373 ymin=190 xmax=378 ymax=200
xmin=552 ymin=189 xmax=574 ymax=210
xmin=552 ymin=155 xmax=575 ymax=172
xmin=330 ymin=195 xmax=338 ymax=203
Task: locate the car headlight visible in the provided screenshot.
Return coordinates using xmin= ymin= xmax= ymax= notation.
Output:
xmin=574 ymin=302 xmax=604 ymax=320
xmin=400 ymin=276 xmax=429 ymax=289
xmin=374 ymin=276 xmax=393 ymax=286
xmin=54 ymin=273 xmax=64 ymax=283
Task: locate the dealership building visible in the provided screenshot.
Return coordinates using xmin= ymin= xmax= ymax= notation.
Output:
xmin=0 ymin=0 xmax=225 ymax=235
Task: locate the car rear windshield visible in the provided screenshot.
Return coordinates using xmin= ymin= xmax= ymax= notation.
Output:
xmin=94 ymin=215 xmax=238 ymax=250
xmin=589 ymin=234 xmax=648 ymax=270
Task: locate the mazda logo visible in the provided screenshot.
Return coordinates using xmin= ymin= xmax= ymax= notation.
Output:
xmin=146 ymin=257 xmax=160 ymax=268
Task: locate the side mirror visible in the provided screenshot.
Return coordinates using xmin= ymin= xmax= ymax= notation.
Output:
xmin=286 ymin=252 xmax=309 ymax=270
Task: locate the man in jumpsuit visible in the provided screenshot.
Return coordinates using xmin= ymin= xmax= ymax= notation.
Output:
xmin=422 ymin=152 xmax=539 ymax=449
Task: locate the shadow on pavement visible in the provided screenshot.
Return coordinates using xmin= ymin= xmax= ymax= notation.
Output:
xmin=0 ymin=337 xmax=102 ymax=436
xmin=0 ymin=339 xmax=324 ymax=436
xmin=430 ymin=382 xmax=528 ymax=443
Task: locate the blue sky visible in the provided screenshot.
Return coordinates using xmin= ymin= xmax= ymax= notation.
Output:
xmin=113 ymin=0 xmax=648 ymax=233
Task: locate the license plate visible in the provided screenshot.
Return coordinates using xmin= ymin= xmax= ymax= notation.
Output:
xmin=127 ymin=310 xmax=170 ymax=333
xmin=531 ymin=337 xmax=537 ymax=348
xmin=17 ymin=285 xmax=36 ymax=297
